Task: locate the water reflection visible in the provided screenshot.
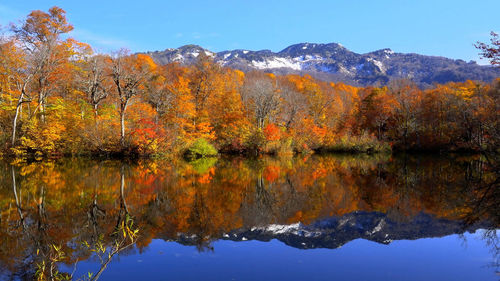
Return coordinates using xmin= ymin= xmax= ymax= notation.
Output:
xmin=0 ymin=154 xmax=498 ymax=280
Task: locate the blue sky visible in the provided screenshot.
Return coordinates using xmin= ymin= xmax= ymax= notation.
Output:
xmin=0 ymin=0 xmax=498 ymax=64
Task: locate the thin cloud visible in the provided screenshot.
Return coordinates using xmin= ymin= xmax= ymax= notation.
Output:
xmin=71 ymin=28 xmax=132 ymax=52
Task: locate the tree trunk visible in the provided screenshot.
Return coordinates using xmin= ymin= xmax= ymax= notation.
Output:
xmin=120 ymin=110 xmax=126 ymax=148
xmin=12 ymin=101 xmax=22 ymax=146
xmin=38 ymin=89 xmax=46 ymax=123
xmin=120 ymin=99 xmax=129 ymax=149
xmin=12 ymin=81 xmax=29 ymax=146
xmin=94 ymin=104 xmax=99 ymax=120
xmin=93 ymin=103 xmax=99 ymax=132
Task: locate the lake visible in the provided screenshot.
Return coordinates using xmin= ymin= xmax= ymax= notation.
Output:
xmin=0 ymin=154 xmax=498 ymax=280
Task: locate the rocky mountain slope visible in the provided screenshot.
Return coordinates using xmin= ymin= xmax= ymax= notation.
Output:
xmin=144 ymin=43 xmax=500 ymax=87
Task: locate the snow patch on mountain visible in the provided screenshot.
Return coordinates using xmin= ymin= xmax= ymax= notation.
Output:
xmin=260 ymin=223 xmax=302 ymax=234
xmin=367 ymin=58 xmax=385 ymax=73
xmin=338 ymin=65 xmax=351 ymax=74
xmin=252 ymin=57 xmax=302 ymax=71
xmin=367 ymin=219 xmax=386 ymax=235
xmin=249 ymin=54 xmax=330 ymax=71
xmin=294 ymin=55 xmax=323 ymax=62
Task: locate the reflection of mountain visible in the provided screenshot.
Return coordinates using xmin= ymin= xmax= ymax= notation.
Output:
xmin=176 ymin=212 xmax=490 ymax=250
xmin=0 ymin=154 xmax=497 ymax=279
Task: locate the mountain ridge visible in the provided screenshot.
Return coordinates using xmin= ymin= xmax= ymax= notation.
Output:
xmin=143 ymin=42 xmax=500 ymax=87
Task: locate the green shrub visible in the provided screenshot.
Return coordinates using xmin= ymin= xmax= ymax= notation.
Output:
xmin=184 ymin=138 xmax=218 ymax=159
xmin=188 ymin=157 xmax=218 ymax=174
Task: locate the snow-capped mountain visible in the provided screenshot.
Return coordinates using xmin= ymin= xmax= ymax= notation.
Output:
xmin=144 ymin=42 xmax=500 ymax=87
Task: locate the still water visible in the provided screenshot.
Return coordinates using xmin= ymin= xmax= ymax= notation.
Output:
xmin=0 ymin=154 xmax=498 ymax=280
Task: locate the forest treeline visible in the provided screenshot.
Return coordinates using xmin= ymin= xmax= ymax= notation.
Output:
xmin=0 ymin=7 xmax=499 ymax=158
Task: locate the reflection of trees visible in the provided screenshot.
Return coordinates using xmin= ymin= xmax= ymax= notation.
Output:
xmin=9 ymin=165 xmax=52 ymax=280
xmin=0 ymin=162 xmax=141 ymax=280
xmin=0 ymin=154 xmax=498 ymax=278
xmin=462 ymin=155 xmax=499 ymax=227
xmin=86 ymin=185 xmax=106 ymax=245
xmin=12 ymin=166 xmax=25 ymax=229
xmin=252 ymin=174 xmax=276 ymax=222
xmin=9 ymin=165 xmax=34 ymax=279
xmin=85 ymin=163 xmax=107 ymax=245
xmin=114 ymin=165 xmax=130 ymax=232
xmin=481 ymin=229 xmax=499 ymax=273
xmin=461 ymin=154 xmax=499 ymax=274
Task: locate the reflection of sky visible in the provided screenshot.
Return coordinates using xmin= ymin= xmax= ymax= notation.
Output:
xmin=67 ymin=232 xmax=497 ymax=281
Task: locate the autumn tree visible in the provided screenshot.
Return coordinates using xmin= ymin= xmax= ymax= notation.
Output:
xmin=144 ymin=64 xmax=175 ymax=124
xmin=276 ymin=77 xmax=306 ymax=130
xmin=11 ymin=6 xmax=74 ymax=122
xmin=387 ymin=79 xmax=420 ymax=148
xmin=110 ymin=50 xmax=155 ymax=148
xmin=483 ymin=80 xmax=500 ymax=150
xmin=187 ymin=53 xmax=222 ymax=138
xmin=354 ymin=87 xmax=387 ymax=138
xmin=154 ymin=63 xmax=198 ymax=145
xmin=79 ymin=53 xmax=112 ymax=121
xmin=330 ymin=82 xmax=359 ymax=133
xmin=0 ymin=38 xmax=30 ymax=146
xmin=207 ymin=69 xmax=250 ymax=151
xmin=241 ymin=72 xmax=280 ymax=129
xmin=475 ymin=31 xmax=500 ymax=66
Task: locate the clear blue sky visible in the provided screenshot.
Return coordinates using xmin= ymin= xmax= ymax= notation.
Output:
xmin=1 ymin=0 xmax=498 ymax=64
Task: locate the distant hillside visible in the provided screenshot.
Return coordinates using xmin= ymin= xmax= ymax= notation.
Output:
xmin=144 ymin=43 xmax=500 ymax=87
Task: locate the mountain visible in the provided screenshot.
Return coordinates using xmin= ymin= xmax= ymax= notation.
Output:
xmin=144 ymin=43 xmax=500 ymax=87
